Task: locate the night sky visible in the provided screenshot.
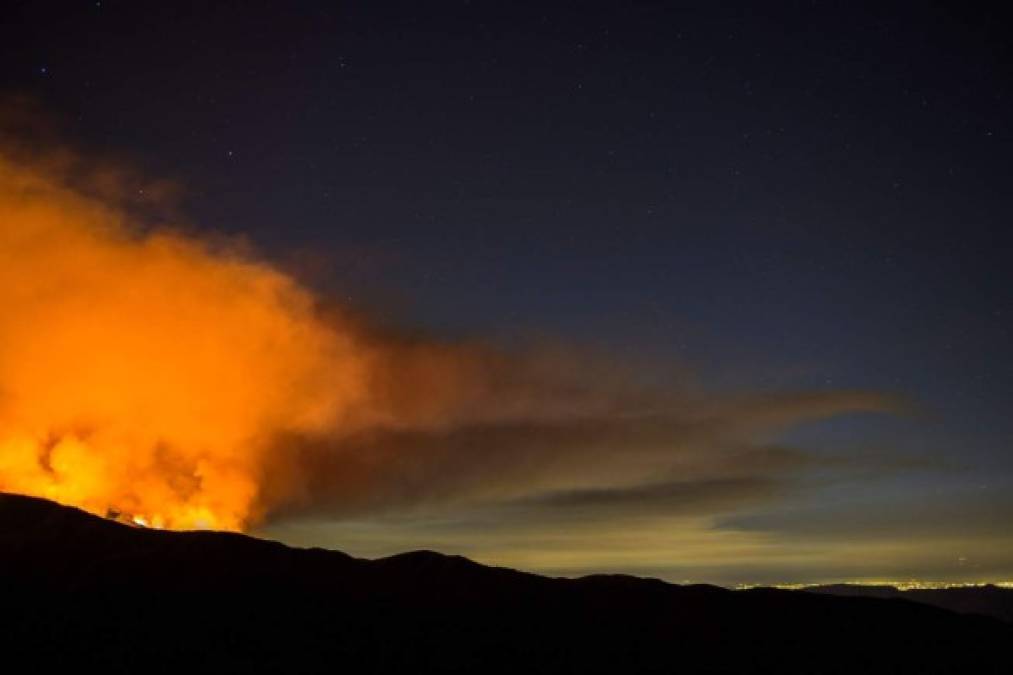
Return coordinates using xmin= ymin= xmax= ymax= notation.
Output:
xmin=3 ymin=1 xmax=1011 ymax=585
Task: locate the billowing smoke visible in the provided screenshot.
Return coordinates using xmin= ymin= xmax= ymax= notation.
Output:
xmin=0 ymin=147 xmax=892 ymax=531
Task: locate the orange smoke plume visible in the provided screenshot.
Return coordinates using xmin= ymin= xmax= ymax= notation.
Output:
xmin=0 ymin=145 xmax=895 ymax=534
xmin=0 ymin=152 xmax=376 ymax=530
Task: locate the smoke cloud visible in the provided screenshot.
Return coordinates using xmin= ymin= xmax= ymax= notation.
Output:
xmin=0 ymin=147 xmax=893 ymax=531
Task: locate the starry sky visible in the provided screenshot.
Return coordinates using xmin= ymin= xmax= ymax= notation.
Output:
xmin=2 ymin=1 xmax=1011 ymax=585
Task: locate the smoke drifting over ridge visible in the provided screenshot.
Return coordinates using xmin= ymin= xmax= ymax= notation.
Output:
xmin=0 ymin=147 xmax=892 ymax=531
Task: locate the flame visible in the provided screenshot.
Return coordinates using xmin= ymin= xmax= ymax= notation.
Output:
xmin=0 ymin=153 xmax=372 ymax=530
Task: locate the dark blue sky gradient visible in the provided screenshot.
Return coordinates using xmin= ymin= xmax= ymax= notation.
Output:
xmin=3 ymin=1 xmax=1010 ymax=581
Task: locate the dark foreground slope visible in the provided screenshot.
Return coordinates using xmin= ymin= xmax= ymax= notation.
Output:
xmin=806 ymin=584 xmax=1013 ymax=623
xmin=1 ymin=493 xmax=1009 ymax=674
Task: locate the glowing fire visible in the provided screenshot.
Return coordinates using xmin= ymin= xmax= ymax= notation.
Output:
xmin=0 ymin=153 xmax=372 ymax=531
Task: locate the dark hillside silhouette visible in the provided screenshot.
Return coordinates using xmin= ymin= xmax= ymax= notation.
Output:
xmin=1 ymin=492 xmax=1008 ymax=673
xmin=806 ymin=583 xmax=1013 ymax=624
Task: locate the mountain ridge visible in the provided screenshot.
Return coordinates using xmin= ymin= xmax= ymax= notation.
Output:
xmin=1 ymin=491 xmax=1009 ymax=673
xmin=805 ymin=582 xmax=1013 ymax=623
